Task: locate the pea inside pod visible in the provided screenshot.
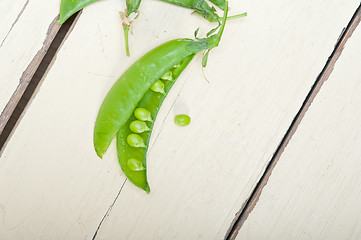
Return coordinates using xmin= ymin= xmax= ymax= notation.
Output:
xmin=161 ymin=71 xmax=173 ymax=81
xmin=127 ymin=159 xmax=145 ymax=171
xmin=127 ymin=134 xmax=147 ymax=148
xmin=130 ymin=120 xmax=150 ymax=133
xmin=151 ymin=80 xmax=166 ymax=94
xmin=134 ymin=108 xmax=153 ymax=122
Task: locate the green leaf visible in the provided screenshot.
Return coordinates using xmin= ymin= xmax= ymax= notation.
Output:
xmin=202 ymin=50 xmax=210 ymax=68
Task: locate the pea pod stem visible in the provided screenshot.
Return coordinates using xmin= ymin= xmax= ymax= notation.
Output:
xmin=122 ymin=25 xmax=131 ymax=57
xmin=121 ymin=0 xmax=142 ymax=56
xmin=225 ymin=12 xmax=247 ymax=20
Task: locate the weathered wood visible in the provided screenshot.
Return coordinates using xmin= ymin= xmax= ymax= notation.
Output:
xmin=0 ymin=0 xmax=61 ymax=134
xmin=0 ymin=0 xmax=359 ymax=239
xmin=236 ymin=9 xmax=361 ymax=239
xmin=0 ymin=13 xmax=79 ymax=156
xmin=227 ymin=4 xmax=361 ymax=239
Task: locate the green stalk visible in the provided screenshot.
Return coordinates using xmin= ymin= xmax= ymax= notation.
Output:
xmin=225 ymin=12 xmax=247 ymax=20
xmin=120 ymin=0 xmax=142 ymax=56
xmin=123 ymin=25 xmax=130 ymax=57
xmin=209 ymin=0 xmax=228 ymax=47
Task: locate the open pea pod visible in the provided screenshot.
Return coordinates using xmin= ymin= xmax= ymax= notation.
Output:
xmin=94 ymin=2 xmax=230 ymax=192
xmin=116 ymin=55 xmax=194 ymax=192
xmin=58 ymin=0 xmax=100 ymax=24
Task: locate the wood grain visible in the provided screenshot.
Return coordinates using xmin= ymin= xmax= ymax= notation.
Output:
xmin=0 ymin=0 xmax=61 ymax=134
xmin=236 ymin=10 xmax=361 ymax=240
xmin=0 ymin=13 xmax=80 ymax=157
xmin=0 ymin=0 xmax=359 ymax=239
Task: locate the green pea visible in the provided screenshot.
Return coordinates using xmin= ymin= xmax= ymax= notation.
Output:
xmin=161 ymin=71 xmax=173 ymax=81
xmin=134 ymin=108 xmax=152 ymax=122
xmin=127 ymin=158 xmax=145 ymax=171
xmin=127 ymin=134 xmax=146 ymax=148
xmin=150 ymin=80 xmax=165 ymax=94
xmin=174 ymin=114 xmax=191 ymax=127
xmin=130 ymin=120 xmax=150 ymax=133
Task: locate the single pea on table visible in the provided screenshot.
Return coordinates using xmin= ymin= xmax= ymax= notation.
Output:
xmin=174 ymin=114 xmax=191 ymax=127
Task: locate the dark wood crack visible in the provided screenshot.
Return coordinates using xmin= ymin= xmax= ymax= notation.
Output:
xmin=0 ymin=12 xmax=81 ymax=156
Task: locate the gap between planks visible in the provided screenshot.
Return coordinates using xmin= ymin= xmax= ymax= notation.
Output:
xmin=0 ymin=15 xmax=60 ymax=135
xmin=225 ymin=3 xmax=361 ymax=240
xmin=0 ymin=12 xmax=81 ymax=156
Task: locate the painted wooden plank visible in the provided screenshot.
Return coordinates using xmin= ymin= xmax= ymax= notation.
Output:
xmin=227 ymin=7 xmax=361 ymax=239
xmin=0 ymin=0 xmax=60 ymax=133
xmin=0 ymin=0 xmax=27 ymax=42
xmin=0 ymin=0 xmax=359 ymax=239
xmin=237 ymin=15 xmax=361 ymax=240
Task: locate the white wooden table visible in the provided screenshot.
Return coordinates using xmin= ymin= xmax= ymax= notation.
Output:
xmin=0 ymin=0 xmax=361 ymax=239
